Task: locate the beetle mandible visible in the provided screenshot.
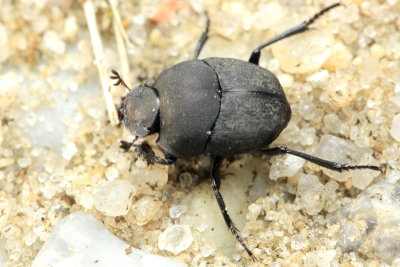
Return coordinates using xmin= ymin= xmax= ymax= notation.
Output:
xmin=111 ymin=2 xmax=381 ymax=260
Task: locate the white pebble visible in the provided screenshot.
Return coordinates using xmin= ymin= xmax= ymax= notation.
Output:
xmin=0 ymin=158 xmax=14 ymax=168
xmin=169 ymin=204 xmax=187 ymax=219
xmin=131 ymin=165 xmax=168 ymax=195
xmin=63 ymin=16 xmax=78 ymax=40
xmin=291 ymin=234 xmax=309 ymax=250
xmin=158 ymin=225 xmax=193 ymax=255
xmin=387 ymin=170 xmax=400 ymax=184
xmin=315 ymin=135 xmax=377 ymax=184
xmin=32 ymin=212 xmax=188 ymax=267
xmin=43 ymin=30 xmax=66 ymax=54
xmin=0 ymin=72 xmax=20 ymax=107
xmin=306 ymin=70 xmax=330 ymax=86
xmin=132 ymin=196 xmax=162 ymax=225
xmin=297 ymin=174 xmax=325 ymax=215
xmin=251 ymin=2 xmax=283 ymax=30
xmin=269 ymin=155 xmax=305 ymax=180
xmin=62 ymin=141 xmax=77 ymax=160
xmin=105 ymin=166 xmax=119 ymax=180
xmin=272 ymin=30 xmax=333 ymax=74
xmin=277 ymin=73 xmax=294 ymax=88
xmin=370 ymin=43 xmax=385 ymax=59
xmin=17 ymin=157 xmax=32 ymax=168
xmin=94 ymin=180 xmax=136 ymax=216
xmin=0 ymin=23 xmax=9 ymax=63
xmin=390 ymin=113 xmax=400 ymax=142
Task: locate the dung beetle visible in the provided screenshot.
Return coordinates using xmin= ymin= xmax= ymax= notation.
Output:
xmin=111 ymin=2 xmax=381 ymax=260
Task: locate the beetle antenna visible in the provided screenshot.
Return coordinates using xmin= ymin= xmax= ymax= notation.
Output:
xmin=110 ymin=69 xmax=131 ymax=91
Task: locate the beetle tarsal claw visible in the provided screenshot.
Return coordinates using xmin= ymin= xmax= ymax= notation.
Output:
xmin=119 ymin=140 xmax=133 ymax=152
xmin=110 ymin=70 xmax=131 ymax=91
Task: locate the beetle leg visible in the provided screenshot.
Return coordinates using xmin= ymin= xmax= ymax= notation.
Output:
xmin=110 ymin=70 xmax=132 ymax=91
xmin=193 ymin=11 xmax=210 ymax=60
xmin=121 ymin=140 xmax=176 ymax=165
xmin=210 ymin=155 xmax=257 ymax=261
xmin=262 ymin=146 xmax=382 ymax=173
xmin=248 ymin=2 xmax=341 ymax=65
xmin=134 ymin=141 xmax=176 ymax=165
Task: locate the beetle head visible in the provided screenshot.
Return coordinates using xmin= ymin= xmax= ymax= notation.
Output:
xmin=121 ymin=85 xmax=160 ymax=137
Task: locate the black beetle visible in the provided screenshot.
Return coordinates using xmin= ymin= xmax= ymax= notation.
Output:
xmin=111 ymin=2 xmax=381 ymax=260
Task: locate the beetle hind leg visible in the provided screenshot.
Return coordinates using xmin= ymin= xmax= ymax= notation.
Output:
xmin=193 ymin=11 xmax=210 ymax=60
xmin=262 ymin=146 xmax=382 ymax=173
xmin=248 ymin=2 xmax=341 ymax=65
xmin=210 ymin=156 xmax=257 ymax=261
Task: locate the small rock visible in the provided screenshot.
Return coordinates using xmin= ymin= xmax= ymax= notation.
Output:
xmin=251 ymin=2 xmax=283 ymax=30
xmin=0 ymin=72 xmax=20 ymax=108
xmin=63 ymin=16 xmax=78 ymax=41
xmin=158 ymin=225 xmax=193 ymax=255
xmin=0 ymin=24 xmax=9 ymax=63
xmin=334 ymin=182 xmax=400 ymax=264
xmin=179 ymin=172 xmax=198 ymax=189
xmin=304 ymin=250 xmax=338 ymax=266
xmin=272 ymin=30 xmax=333 ymax=74
xmin=17 ymin=157 xmax=32 ymax=168
xmin=132 ymin=196 xmax=162 ymax=225
xmin=390 ymin=113 xmax=400 ymax=142
xmin=0 ymin=237 xmax=7 ymax=267
xmin=43 ymin=30 xmax=66 ymax=54
xmin=62 ymin=141 xmax=77 ymax=160
xmin=131 ymin=164 xmax=168 ymax=195
xmin=370 ymin=43 xmax=386 ymax=59
xmin=105 ymin=166 xmax=119 ymax=180
xmin=291 ymin=234 xmax=309 ymax=250
xmin=94 ymin=180 xmax=136 ymax=216
xmin=297 ymin=174 xmax=325 ymax=215
xmin=326 ymin=73 xmax=358 ymax=107
xmin=277 ymin=73 xmax=294 ymax=88
xmin=169 ymin=204 xmax=187 ymax=219
xmin=32 ymin=212 xmax=187 ymax=267
xmin=323 ymin=41 xmax=353 ymax=71
xmin=0 ymin=158 xmax=14 ymax=169
xmin=315 ymin=135 xmax=379 ymax=187
xmin=269 ymin=155 xmax=305 ymax=180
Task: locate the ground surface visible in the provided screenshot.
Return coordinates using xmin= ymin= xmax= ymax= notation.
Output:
xmin=1 ymin=0 xmax=400 ymax=266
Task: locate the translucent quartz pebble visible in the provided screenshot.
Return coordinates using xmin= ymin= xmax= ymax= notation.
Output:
xmin=32 ymin=212 xmax=188 ymax=267
xmin=131 ymin=163 xmax=168 ymax=195
xmin=251 ymin=2 xmax=283 ymax=30
xmin=390 ymin=113 xmax=400 ymax=142
xmin=315 ymin=135 xmax=379 ymax=189
xmin=94 ymin=180 xmax=136 ymax=216
xmin=43 ymin=30 xmax=66 ymax=54
xmin=0 ymin=72 xmax=20 ymax=107
xmin=0 ymin=23 xmax=9 ymax=63
xmin=297 ymin=175 xmax=325 ymax=215
xmin=334 ymin=182 xmax=400 ymax=264
xmin=272 ymin=30 xmax=333 ymax=74
xmin=169 ymin=204 xmax=187 ymax=219
xmin=269 ymin=155 xmax=305 ymax=180
xmin=158 ymin=225 xmax=193 ymax=255
xmin=132 ymin=196 xmax=162 ymax=225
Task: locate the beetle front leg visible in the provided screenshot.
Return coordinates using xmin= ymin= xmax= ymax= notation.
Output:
xmin=120 ymin=140 xmax=176 ymax=165
xmin=262 ymin=146 xmax=382 ymax=173
xmin=248 ymin=2 xmax=340 ymax=65
xmin=210 ymin=155 xmax=257 ymax=261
